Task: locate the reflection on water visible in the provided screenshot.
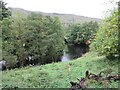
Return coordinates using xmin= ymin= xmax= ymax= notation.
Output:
xmin=61 ymin=51 xmax=70 ymax=62
xmin=61 ymin=44 xmax=89 ymax=62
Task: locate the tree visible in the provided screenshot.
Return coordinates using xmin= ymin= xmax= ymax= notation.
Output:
xmin=65 ymin=21 xmax=99 ymax=45
xmin=2 ymin=12 xmax=65 ymax=68
xmin=2 ymin=12 xmax=28 ymax=68
xmin=0 ymin=1 xmax=11 ymax=20
xmin=25 ymin=13 xmax=64 ymax=64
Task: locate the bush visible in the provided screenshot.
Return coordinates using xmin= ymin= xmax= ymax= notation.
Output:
xmin=90 ymin=9 xmax=118 ymax=59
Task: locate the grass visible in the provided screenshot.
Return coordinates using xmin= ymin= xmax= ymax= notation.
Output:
xmin=0 ymin=37 xmax=2 ymax=59
xmin=2 ymin=52 xmax=119 ymax=88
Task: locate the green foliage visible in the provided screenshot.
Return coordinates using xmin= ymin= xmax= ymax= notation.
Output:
xmin=0 ymin=1 xmax=15 ymax=68
xmin=90 ymin=9 xmax=118 ymax=59
xmin=0 ymin=1 xmax=11 ymax=61
xmin=2 ymin=12 xmax=64 ymax=68
xmin=24 ymin=13 xmax=64 ymax=63
xmin=2 ymin=52 xmax=119 ymax=88
xmin=2 ymin=13 xmax=26 ymax=67
xmin=65 ymin=21 xmax=98 ymax=45
xmin=0 ymin=1 xmax=11 ymax=20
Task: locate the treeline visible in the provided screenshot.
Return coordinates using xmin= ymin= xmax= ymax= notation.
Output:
xmin=1 ymin=1 xmax=64 ymax=69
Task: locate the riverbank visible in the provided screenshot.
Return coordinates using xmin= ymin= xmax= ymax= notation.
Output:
xmin=2 ymin=52 xmax=119 ymax=88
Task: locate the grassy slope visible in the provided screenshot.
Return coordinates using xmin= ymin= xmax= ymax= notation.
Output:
xmin=2 ymin=52 xmax=119 ymax=88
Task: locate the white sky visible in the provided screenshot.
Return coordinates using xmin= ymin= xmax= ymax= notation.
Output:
xmin=3 ymin=0 xmax=118 ymax=19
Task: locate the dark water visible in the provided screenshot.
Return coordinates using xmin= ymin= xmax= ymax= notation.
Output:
xmin=61 ymin=44 xmax=89 ymax=62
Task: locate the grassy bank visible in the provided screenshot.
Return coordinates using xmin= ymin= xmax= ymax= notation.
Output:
xmin=2 ymin=52 xmax=119 ymax=88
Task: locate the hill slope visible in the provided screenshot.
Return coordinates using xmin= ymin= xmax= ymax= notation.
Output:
xmin=9 ymin=7 xmax=101 ymax=26
xmin=2 ymin=52 xmax=119 ymax=88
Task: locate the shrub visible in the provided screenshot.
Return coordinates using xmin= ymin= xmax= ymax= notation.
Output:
xmin=90 ymin=9 xmax=118 ymax=59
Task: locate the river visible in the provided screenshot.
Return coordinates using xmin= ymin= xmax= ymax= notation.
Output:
xmin=61 ymin=44 xmax=89 ymax=62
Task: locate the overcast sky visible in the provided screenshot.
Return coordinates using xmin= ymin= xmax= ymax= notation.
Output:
xmin=4 ymin=0 xmax=118 ymax=19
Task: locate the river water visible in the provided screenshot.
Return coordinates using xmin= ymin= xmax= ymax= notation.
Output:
xmin=61 ymin=44 xmax=89 ymax=62
xmin=61 ymin=50 xmax=70 ymax=62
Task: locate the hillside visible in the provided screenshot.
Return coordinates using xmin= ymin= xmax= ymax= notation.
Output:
xmin=9 ymin=7 xmax=101 ymax=26
xmin=2 ymin=52 xmax=119 ymax=88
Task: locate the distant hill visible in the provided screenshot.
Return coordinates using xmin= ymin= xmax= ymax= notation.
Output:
xmin=9 ymin=7 xmax=101 ymax=26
